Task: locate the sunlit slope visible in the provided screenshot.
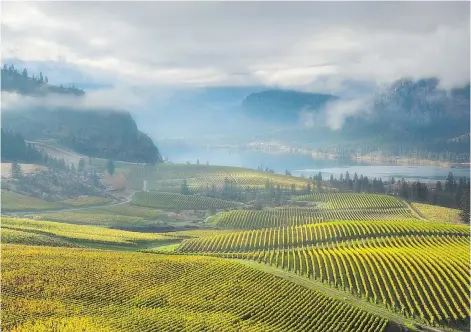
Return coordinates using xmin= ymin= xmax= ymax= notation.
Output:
xmin=126 ymin=163 xmax=315 ymax=191
xmin=198 ymin=235 xmax=470 ymax=328
xmin=131 ymin=191 xmax=240 ymax=210
xmin=2 ymin=245 xmax=388 ymax=332
xmin=211 ymin=206 xmax=416 ymax=229
xmin=1 ymin=190 xmax=64 ymax=211
xmin=1 ymin=218 xmax=178 ymax=249
xmin=178 ymin=220 xmax=469 ymax=253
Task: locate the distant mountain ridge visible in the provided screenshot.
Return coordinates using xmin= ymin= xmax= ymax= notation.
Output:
xmin=1 ymin=65 xmax=162 ymax=164
xmin=242 ymin=89 xmax=338 ymax=123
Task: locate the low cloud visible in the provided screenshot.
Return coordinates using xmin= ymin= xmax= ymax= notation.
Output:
xmin=1 ymin=86 xmax=155 ymax=113
xmin=300 ymin=97 xmax=373 ymax=131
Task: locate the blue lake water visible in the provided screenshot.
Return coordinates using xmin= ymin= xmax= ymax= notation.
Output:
xmin=161 ymin=146 xmax=470 ymax=182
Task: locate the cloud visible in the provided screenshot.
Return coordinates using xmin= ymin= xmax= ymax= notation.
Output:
xmin=1 ymin=2 xmax=469 ymax=91
xmin=1 ymin=86 xmax=156 ymax=113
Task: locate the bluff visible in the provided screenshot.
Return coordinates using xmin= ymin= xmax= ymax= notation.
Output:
xmin=1 ymin=65 xmax=162 ymax=164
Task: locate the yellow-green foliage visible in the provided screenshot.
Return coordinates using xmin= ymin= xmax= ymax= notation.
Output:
xmin=127 ymin=163 xmax=314 ymax=191
xmin=2 ymin=245 xmax=387 ymax=332
xmin=293 ymin=193 xmax=404 ymax=209
xmin=1 ymin=228 xmax=77 ymax=247
xmin=178 ymin=220 xmax=470 ymax=253
xmin=1 ymin=190 xmax=63 ymax=211
xmin=227 ymin=235 xmax=471 ymax=326
xmin=132 ymin=191 xmax=239 ymax=210
xmin=213 ymin=206 xmax=416 ymax=229
xmin=1 ymin=218 xmax=177 ymax=248
xmin=97 ymin=204 xmax=161 ymax=219
xmin=412 ymin=202 xmax=461 ymax=223
xmin=60 ymin=196 xmax=113 ymax=207
xmin=33 ymin=211 xmax=145 ymax=226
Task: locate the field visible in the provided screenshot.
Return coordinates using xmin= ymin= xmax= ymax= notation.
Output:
xmin=1 ymin=218 xmax=178 ymax=249
xmin=183 ymin=234 xmax=471 ymax=327
xmin=131 ymin=191 xmax=240 ymax=210
xmin=1 ymin=190 xmax=64 ymax=211
xmin=1 ymin=163 xmax=46 ymax=178
xmin=292 ymin=193 xmax=405 ymax=209
xmin=2 ymin=245 xmax=387 ymax=332
xmin=59 ymin=196 xmax=113 ymax=207
xmin=211 ymin=206 xmax=416 ymax=229
xmin=178 ymin=220 xmax=469 ymax=253
xmin=412 ymin=202 xmax=461 ymax=223
xmin=2 ymin=162 xmax=470 ymax=332
xmin=126 ymin=163 xmax=315 ymax=191
xmin=32 ymin=210 xmax=146 ymax=226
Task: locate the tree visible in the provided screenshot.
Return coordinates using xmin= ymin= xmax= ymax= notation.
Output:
xmin=445 ymin=172 xmax=455 ymax=193
xmin=180 ymin=179 xmax=190 ymax=195
xmin=44 ymin=76 xmax=48 ymax=84
xmin=11 ymin=162 xmax=23 ymax=179
xmin=22 ymin=68 xmax=28 ymax=78
xmin=39 ymin=72 xmax=44 ymax=83
xmin=459 ymin=185 xmax=470 ymax=224
xmin=107 ymin=159 xmax=115 ymax=175
xmin=78 ymin=158 xmax=86 ymax=173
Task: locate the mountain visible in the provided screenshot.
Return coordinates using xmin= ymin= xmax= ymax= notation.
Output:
xmin=236 ymin=79 xmax=470 ymax=163
xmin=1 ymin=65 xmax=162 ymax=164
xmin=241 ymin=89 xmax=338 ymax=123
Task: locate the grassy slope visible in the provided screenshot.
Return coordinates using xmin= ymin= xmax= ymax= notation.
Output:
xmin=1 ymin=190 xmax=64 ymax=211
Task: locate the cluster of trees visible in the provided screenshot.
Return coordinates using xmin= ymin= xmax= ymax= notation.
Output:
xmin=329 ymin=172 xmax=386 ymax=194
xmin=1 ymin=64 xmax=85 ymax=96
xmin=1 ymin=129 xmax=44 ymax=164
xmin=328 ymin=170 xmax=469 ymax=223
xmin=257 ymin=166 xmax=275 ymax=173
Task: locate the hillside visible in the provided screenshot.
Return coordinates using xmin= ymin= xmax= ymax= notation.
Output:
xmin=238 ymin=79 xmax=470 ymax=164
xmin=1 ymin=65 xmax=162 ymax=164
xmin=242 ymin=89 xmax=338 ymax=123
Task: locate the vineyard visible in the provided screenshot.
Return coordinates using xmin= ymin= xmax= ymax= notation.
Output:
xmin=178 ymin=220 xmax=470 ymax=253
xmin=2 ymin=245 xmax=387 ymax=332
xmin=203 ymin=234 xmax=471 ymax=327
xmin=126 ymin=163 xmax=314 ymax=191
xmin=212 ymin=206 xmax=416 ymax=229
xmin=1 ymin=218 xmax=178 ymax=248
xmin=293 ymin=193 xmax=405 ymax=209
xmin=412 ymin=202 xmax=461 ymax=223
xmin=131 ymin=191 xmax=240 ymax=210
xmin=2 ymin=161 xmax=470 ymax=332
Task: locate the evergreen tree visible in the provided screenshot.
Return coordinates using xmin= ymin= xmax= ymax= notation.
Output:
xmin=459 ymin=185 xmax=470 ymax=224
xmin=107 ymin=159 xmax=115 ymax=175
xmin=78 ymin=158 xmax=86 ymax=173
xmin=11 ymin=162 xmax=23 ymax=179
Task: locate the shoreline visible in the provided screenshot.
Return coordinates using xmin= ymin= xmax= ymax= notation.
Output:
xmin=206 ymin=142 xmax=470 ymax=169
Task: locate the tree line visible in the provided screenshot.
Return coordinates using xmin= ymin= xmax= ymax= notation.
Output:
xmin=1 ymin=63 xmax=85 ymax=96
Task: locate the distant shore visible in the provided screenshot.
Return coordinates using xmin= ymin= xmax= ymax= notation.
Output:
xmin=209 ymin=141 xmax=470 ymax=169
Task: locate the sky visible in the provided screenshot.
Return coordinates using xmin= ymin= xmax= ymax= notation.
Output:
xmin=1 ymin=2 xmax=470 ymax=140
xmin=2 ymin=1 xmax=470 ymax=92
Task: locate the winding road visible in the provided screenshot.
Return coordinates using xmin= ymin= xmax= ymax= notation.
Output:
xmin=2 ymin=191 xmax=137 ymax=216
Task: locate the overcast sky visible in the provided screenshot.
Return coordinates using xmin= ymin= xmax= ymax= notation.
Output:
xmin=1 ymin=1 xmax=470 ymax=93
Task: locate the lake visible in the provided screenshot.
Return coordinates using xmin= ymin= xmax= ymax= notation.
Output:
xmin=161 ymin=146 xmax=470 ymax=182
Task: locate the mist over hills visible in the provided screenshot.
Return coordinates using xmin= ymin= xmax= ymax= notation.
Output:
xmin=1 ymin=65 xmax=162 ymax=164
